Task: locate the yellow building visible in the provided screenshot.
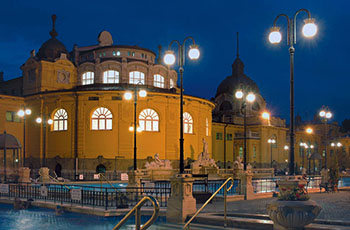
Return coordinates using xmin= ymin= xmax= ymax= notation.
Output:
xmin=0 ymin=17 xmax=214 ymax=176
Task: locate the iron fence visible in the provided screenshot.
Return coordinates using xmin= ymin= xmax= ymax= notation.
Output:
xmin=252 ymin=178 xmax=279 ymax=193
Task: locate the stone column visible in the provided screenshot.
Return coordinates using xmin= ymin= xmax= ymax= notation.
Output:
xmin=238 ymin=170 xmax=254 ymax=200
xmin=166 ymin=174 xmax=197 ymax=223
xmin=38 ymin=167 xmax=51 ymax=182
xmin=127 ymin=170 xmax=143 ymax=188
xmin=18 ymin=167 xmax=31 ymax=183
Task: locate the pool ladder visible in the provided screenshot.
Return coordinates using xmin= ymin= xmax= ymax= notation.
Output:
xmin=183 ymin=177 xmax=235 ymax=229
xmin=112 ymin=195 xmax=160 ymax=230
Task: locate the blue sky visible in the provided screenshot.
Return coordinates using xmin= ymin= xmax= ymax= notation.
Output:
xmin=0 ymin=0 xmax=349 ymax=123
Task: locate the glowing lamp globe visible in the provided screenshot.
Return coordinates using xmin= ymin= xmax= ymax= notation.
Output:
xmin=262 ymin=112 xmax=270 ymax=120
xmin=129 ymin=126 xmax=134 ymax=132
xmin=337 ymin=142 xmax=342 ymax=147
xmin=137 ymin=127 xmax=142 ymax=132
xmin=319 ymin=111 xmax=326 ymax=117
xmin=303 ymin=18 xmax=317 ymax=38
xmin=25 ymin=109 xmax=32 ymax=115
xmin=188 ymin=45 xmax=200 ymax=60
xmin=139 ymin=90 xmax=147 ymax=98
xmin=331 ymin=143 xmax=335 ymax=147
xmin=268 ymin=27 xmax=282 ymax=44
xmin=163 ymin=51 xmax=176 ymax=65
xmin=36 ymin=117 xmax=42 ymax=124
xmin=306 ymin=128 xmax=313 ymax=134
xmin=124 ymin=92 xmax=133 ymax=100
xmin=284 ymin=145 xmax=289 ymax=150
xmin=326 ymin=112 xmax=332 ymax=119
xmin=235 ymin=91 xmax=243 ymax=99
xmin=17 ymin=110 xmax=25 ymax=117
xmin=246 ymin=93 xmax=256 ymax=102
xmin=47 ymin=119 xmax=53 ymax=125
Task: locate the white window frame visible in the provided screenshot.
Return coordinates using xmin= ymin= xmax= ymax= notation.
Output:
xmin=206 ymin=118 xmax=209 ymax=136
xmin=82 ymin=72 xmax=94 ymax=85
xmin=153 ymin=74 xmax=165 ymax=88
xmin=183 ymin=112 xmax=193 ymax=134
xmin=53 ymin=109 xmax=68 ymax=131
xmin=91 ymin=107 xmax=113 ymax=130
xmin=103 ymin=70 xmax=119 ymax=84
xmin=129 ymin=71 xmax=145 ymax=85
xmin=170 ymin=79 xmax=175 ymax=88
xmin=139 ymin=109 xmax=159 ymax=131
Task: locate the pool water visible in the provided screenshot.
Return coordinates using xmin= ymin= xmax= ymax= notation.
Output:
xmin=0 ymin=204 xmax=166 ymax=230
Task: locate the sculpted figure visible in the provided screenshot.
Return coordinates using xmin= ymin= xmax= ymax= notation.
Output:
xmin=145 ymin=153 xmax=172 ymax=169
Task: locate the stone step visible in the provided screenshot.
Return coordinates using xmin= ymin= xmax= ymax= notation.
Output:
xmin=153 ymin=222 xmax=247 ymax=229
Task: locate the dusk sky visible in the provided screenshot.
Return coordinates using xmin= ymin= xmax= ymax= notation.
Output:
xmin=1 ymin=0 xmax=349 ymax=123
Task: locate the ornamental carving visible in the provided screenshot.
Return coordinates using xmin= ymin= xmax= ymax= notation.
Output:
xmin=57 ymin=70 xmax=70 ymax=84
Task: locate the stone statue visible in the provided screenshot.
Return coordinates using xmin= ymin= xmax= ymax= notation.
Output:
xmin=192 ymin=139 xmax=218 ymax=172
xmin=233 ymin=156 xmax=244 ymax=170
xmin=202 ymin=138 xmax=208 ymax=155
xmin=145 ymin=153 xmax=172 ymax=169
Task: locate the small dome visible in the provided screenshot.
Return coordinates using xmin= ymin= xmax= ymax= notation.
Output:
xmin=36 ymin=15 xmax=68 ymax=61
xmin=0 ymin=132 xmax=22 ymax=149
xmin=37 ymin=38 xmax=68 ymax=61
xmin=215 ymin=57 xmax=260 ymax=97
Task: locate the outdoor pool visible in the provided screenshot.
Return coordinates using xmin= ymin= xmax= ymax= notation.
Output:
xmin=0 ymin=204 xmax=166 ymax=230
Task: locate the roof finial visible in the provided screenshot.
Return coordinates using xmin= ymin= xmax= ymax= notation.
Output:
xmin=157 ymin=45 xmax=162 ymax=64
xmin=49 ymin=14 xmax=58 ymax=38
xmin=236 ymin=32 xmax=239 ymax=58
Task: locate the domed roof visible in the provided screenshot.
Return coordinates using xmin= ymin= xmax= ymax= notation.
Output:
xmin=36 ymin=15 xmax=68 ymax=61
xmin=0 ymin=132 xmax=22 ymax=149
xmin=215 ymin=56 xmax=260 ymax=97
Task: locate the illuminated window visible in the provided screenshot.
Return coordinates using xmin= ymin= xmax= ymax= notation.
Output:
xmin=239 ymin=147 xmax=243 ymax=157
xmin=216 ymin=133 xmax=222 ymax=140
xmin=129 ymin=71 xmax=145 ymax=85
xmin=226 ymin=134 xmax=232 ymax=141
xmin=91 ymin=107 xmax=113 ymax=130
xmin=139 ymin=109 xmax=159 ymax=131
xmin=103 ymin=70 xmax=119 ymax=83
xmin=82 ymin=72 xmax=94 ymax=85
xmin=153 ymin=74 xmax=164 ymax=88
xmin=53 ymin=109 xmax=68 ymax=131
xmin=206 ymin=118 xmax=209 ymax=136
xmin=253 ymin=146 xmax=257 ymax=158
xmin=170 ymin=79 xmax=175 ymax=88
xmin=183 ymin=112 xmax=193 ymax=134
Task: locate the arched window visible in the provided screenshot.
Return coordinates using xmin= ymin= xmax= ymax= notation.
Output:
xmin=183 ymin=112 xmax=193 ymax=134
xmin=220 ymin=101 xmax=232 ymax=111
xmin=96 ymin=164 xmax=106 ymax=174
xmin=103 ymin=70 xmax=119 ymax=83
xmin=82 ymin=71 xmax=94 ymax=85
xmin=91 ymin=107 xmax=113 ymax=130
xmin=53 ymin=109 xmax=68 ymax=131
xmin=206 ymin=118 xmax=209 ymax=136
xmin=139 ymin=109 xmax=159 ymax=131
xmin=129 ymin=71 xmax=145 ymax=85
xmin=170 ymin=79 xmax=175 ymax=88
xmin=153 ymin=74 xmax=164 ymax=88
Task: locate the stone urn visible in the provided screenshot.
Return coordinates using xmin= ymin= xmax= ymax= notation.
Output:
xmin=266 ymin=176 xmax=322 ymax=230
xmin=267 ymin=200 xmax=321 ymax=230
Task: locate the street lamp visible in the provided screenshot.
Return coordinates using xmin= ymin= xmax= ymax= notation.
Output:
xmin=124 ymin=86 xmax=146 ymax=171
xmin=268 ymin=139 xmax=276 ymax=168
xmin=319 ymin=106 xmax=332 ymax=169
xmin=36 ymin=115 xmax=53 ymax=167
xmin=235 ymin=90 xmax=256 ymax=170
xmin=268 ymin=9 xmax=317 ymax=175
xmin=17 ymin=107 xmax=31 ymax=166
xmin=164 ymin=37 xmax=200 ymax=174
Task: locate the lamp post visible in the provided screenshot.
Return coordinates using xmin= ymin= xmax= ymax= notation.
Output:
xmin=305 ymin=127 xmax=314 ymax=174
xmin=268 ymin=138 xmax=276 ymax=168
xmin=35 ymin=116 xmax=53 ymax=167
xmin=308 ymin=144 xmax=314 ymax=175
xmin=268 ymin=9 xmax=318 ymax=175
xmin=319 ymin=106 xmax=332 ymax=169
xmin=124 ymin=85 xmax=146 ymax=171
xmin=235 ymin=90 xmax=256 ymax=170
xmin=17 ymin=107 xmax=32 ymax=166
xmin=330 ymin=142 xmax=342 ymax=167
xmin=164 ymin=37 xmax=200 ymax=174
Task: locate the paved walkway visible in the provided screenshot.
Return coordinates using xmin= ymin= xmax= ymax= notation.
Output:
xmin=198 ymin=191 xmax=350 ymax=221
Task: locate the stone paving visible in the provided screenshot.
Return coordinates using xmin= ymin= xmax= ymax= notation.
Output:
xmin=198 ymin=191 xmax=350 ymax=221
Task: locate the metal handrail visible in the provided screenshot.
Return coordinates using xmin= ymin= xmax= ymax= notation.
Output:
xmin=184 ymin=177 xmax=235 ymax=229
xmin=112 ymin=195 xmax=160 ymax=230
xmin=98 ymin=173 xmax=118 ymax=192
xmin=39 ymin=171 xmax=71 ymax=190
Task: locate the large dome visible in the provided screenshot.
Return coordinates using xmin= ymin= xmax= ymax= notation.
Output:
xmin=36 ymin=15 xmax=68 ymax=61
xmin=215 ymin=57 xmax=260 ymax=97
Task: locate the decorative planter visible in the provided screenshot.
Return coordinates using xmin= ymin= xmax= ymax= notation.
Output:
xmin=267 ymin=199 xmax=321 ymax=230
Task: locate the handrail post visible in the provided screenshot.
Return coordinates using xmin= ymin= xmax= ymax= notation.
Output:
xmin=224 ymin=183 xmax=227 ymax=228
xmin=105 ymin=188 xmax=108 ymax=211
xmin=135 ymin=207 xmax=141 ymax=230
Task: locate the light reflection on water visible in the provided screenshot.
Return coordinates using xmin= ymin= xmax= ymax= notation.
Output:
xmin=0 ymin=204 xmax=165 ymax=230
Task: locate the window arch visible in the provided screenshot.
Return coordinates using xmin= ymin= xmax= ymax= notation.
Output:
xmin=103 ymin=70 xmax=119 ymax=83
xmin=139 ymin=109 xmax=159 ymax=131
xmin=82 ymin=71 xmax=94 ymax=85
xmin=53 ymin=109 xmax=68 ymax=131
xmin=220 ymin=101 xmax=232 ymax=111
xmin=91 ymin=107 xmax=113 ymax=130
xmin=129 ymin=71 xmax=145 ymax=85
xmin=153 ymin=74 xmax=164 ymax=88
xmin=183 ymin=112 xmax=193 ymax=134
